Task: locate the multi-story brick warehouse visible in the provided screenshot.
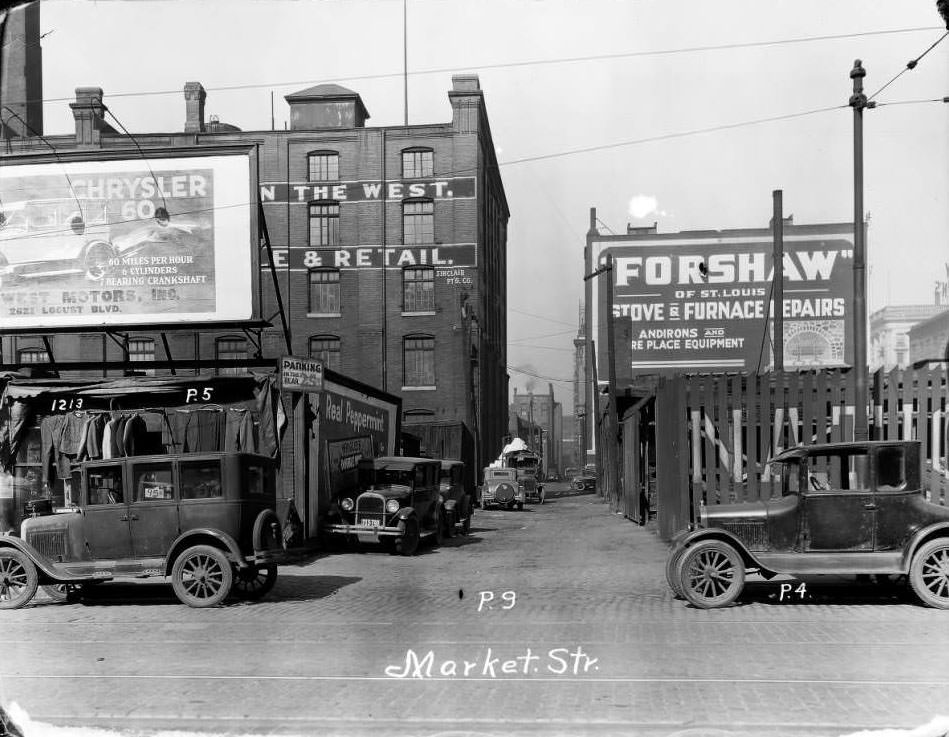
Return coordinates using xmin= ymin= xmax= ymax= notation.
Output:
xmin=0 ymin=73 xmax=510 ymax=475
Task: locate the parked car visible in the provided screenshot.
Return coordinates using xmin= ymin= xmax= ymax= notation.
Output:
xmin=571 ymin=472 xmax=597 ymax=492
xmin=322 ymin=457 xmax=444 ymax=555
xmin=666 ymin=440 xmax=949 ymax=609
xmin=0 ymin=452 xmax=293 ymax=609
xmin=439 ymin=460 xmax=474 ymax=536
xmin=480 ymin=467 xmax=526 ymax=510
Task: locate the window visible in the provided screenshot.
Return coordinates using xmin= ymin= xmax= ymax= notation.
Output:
xmin=133 ymin=462 xmax=175 ymax=502
xmin=806 ymin=450 xmax=870 ymax=492
xmin=216 ymin=336 xmax=247 ymax=376
xmin=87 ymin=466 xmax=124 ymax=505
xmin=403 ymin=335 xmax=435 ymax=387
xmin=308 ymin=269 xmax=340 ymax=315
xmin=18 ymin=348 xmax=49 ymax=364
xmin=309 ymin=335 xmax=340 ymax=371
xmin=180 ymin=460 xmax=222 ymax=500
xmin=403 ymin=200 xmax=433 ymax=244
xmin=403 ymin=266 xmax=435 ymax=312
xmin=309 ymin=202 xmax=340 ymax=246
xmin=308 ymin=151 xmax=339 ymax=181
xmin=402 ymin=148 xmax=434 ymax=178
xmin=128 ymin=337 xmax=155 ymax=376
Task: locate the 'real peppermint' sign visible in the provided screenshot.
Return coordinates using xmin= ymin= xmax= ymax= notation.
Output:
xmin=590 ymin=227 xmax=856 ymax=374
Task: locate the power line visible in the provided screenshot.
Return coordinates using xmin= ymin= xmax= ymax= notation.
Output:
xmin=868 ymin=30 xmax=949 ymax=101
xmin=507 ymin=365 xmax=573 ymax=384
xmin=508 ymin=307 xmax=577 ymax=328
xmin=509 ymin=328 xmax=578 ymax=342
xmin=500 ymin=105 xmax=846 ymax=166
xmin=15 ymin=26 xmax=944 ymax=107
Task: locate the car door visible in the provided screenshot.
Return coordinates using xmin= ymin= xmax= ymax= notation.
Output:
xmin=82 ymin=462 xmax=133 ymax=561
xmin=803 ymin=450 xmax=874 ymax=552
xmin=129 ymin=459 xmax=180 ymax=559
xmin=873 ymin=444 xmax=920 ymax=552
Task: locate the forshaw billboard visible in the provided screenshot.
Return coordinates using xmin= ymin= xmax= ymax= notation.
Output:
xmin=0 ymin=154 xmax=253 ymax=328
xmin=589 ymin=223 xmax=856 ymax=375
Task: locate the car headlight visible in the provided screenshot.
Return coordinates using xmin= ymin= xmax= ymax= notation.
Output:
xmin=385 ymin=499 xmax=400 ymax=513
xmin=341 ymin=497 xmax=354 ymax=512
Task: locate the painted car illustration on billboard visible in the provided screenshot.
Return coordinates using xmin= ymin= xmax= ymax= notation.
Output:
xmin=0 ymin=197 xmax=203 ymax=287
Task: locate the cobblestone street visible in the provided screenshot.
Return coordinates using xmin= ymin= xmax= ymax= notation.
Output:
xmin=2 ymin=485 xmax=948 ymax=737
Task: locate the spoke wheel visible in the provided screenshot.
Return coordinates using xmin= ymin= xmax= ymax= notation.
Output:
xmin=397 ymin=518 xmax=420 ymax=556
xmin=171 ymin=545 xmax=233 ymax=608
xmin=910 ymin=539 xmax=949 ymax=609
xmin=665 ymin=547 xmax=686 ymax=600
xmin=84 ymin=242 xmax=114 ymax=281
xmin=677 ymin=540 xmax=745 ymax=609
xmin=0 ymin=550 xmax=38 ymax=610
xmin=232 ymin=565 xmax=278 ymax=601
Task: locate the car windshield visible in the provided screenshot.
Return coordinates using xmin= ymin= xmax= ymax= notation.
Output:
xmin=362 ymin=468 xmax=414 ymax=489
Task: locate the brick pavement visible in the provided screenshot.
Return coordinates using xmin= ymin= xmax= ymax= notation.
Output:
xmin=1 ymin=486 xmax=948 ymax=737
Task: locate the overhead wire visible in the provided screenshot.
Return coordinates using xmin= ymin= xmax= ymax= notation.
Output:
xmin=16 ymin=26 xmax=944 ymax=107
xmin=868 ymin=30 xmax=949 ymax=101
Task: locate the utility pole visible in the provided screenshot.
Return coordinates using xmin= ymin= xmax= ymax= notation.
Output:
xmin=772 ymin=190 xmax=784 ymax=371
xmin=850 ymin=60 xmax=870 ymax=441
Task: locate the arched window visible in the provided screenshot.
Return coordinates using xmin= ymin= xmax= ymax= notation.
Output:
xmin=402 ymin=199 xmax=433 ymax=245
xmin=308 ymin=335 xmax=340 ymax=371
xmin=403 ymin=266 xmax=435 ymax=312
xmin=402 ymin=147 xmax=434 ymax=178
xmin=308 ymin=268 xmax=341 ymax=315
xmin=308 ymin=201 xmax=340 ymax=246
xmin=307 ymin=150 xmax=339 ymax=182
xmin=403 ymin=334 xmax=435 ymax=388
xmin=216 ymin=336 xmax=247 ymax=376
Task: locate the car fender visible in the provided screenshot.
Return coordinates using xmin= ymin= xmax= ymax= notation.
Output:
xmin=443 ymin=498 xmax=458 ymax=514
xmin=670 ymin=527 xmax=765 ymax=571
xmin=901 ymin=521 xmax=949 ymax=568
xmin=164 ymin=528 xmax=246 ymax=576
xmin=0 ymin=535 xmax=90 ymax=583
xmin=395 ymin=508 xmax=418 ymax=524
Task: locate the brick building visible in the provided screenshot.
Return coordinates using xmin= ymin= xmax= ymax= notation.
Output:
xmin=510 ymin=386 xmax=562 ymax=477
xmin=0 ymin=12 xmax=510 ymax=474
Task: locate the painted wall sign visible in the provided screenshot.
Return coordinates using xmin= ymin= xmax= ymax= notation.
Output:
xmin=320 ymin=379 xmax=398 ymax=458
xmin=259 ymin=177 xmax=475 ymax=204
xmin=0 ymin=155 xmax=253 ymax=328
xmin=280 ymin=355 xmax=324 ymax=393
xmin=324 ymin=435 xmax=374 ymax=499
xmin=591 ymin=232 xmax=856 ymax=374
xmin=263 ymin=244 xmax=476 ymax=270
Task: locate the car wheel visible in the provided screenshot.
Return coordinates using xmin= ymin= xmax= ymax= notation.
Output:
xmin=83 ymin=241 xmax=115 ymax=281
xmin=539 ymin=490 xmax=546 ymax=505
xmin=232 ymin=564 xmax=278 ymax=601
xmin=397 ymin=518 xmax=420 ymax=556
xmin=444 ymin=508 xmax=457 ymax=539
xmin=665 ymin=547 xmax=686 ymax=599
xmin=909 ymin=538 xmax=949 ymax=609
xmin=677 ymin=539 xmax=745 ymax=609
xmin=41 ymin=583 xmax=83 ymax=603
xmin=516 ymin=502 xmax=524 ymax=511
xmin=462 ymin=511 xmax=472 ymax=536
xmin=0 ymin=549 xmax=38 ymax=610
xmin=171 ymin=545 xmax=234 ymax=608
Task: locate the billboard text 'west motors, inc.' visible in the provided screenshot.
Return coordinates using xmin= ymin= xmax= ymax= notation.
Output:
xmin=0 ymin=153 xmax=253 ymax=329
xmin=590 ymin=225 xmax=856 ymax=375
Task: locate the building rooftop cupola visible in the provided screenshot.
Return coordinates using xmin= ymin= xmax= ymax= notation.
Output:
xmin=284 ymin=83 xmax=370 ymax=130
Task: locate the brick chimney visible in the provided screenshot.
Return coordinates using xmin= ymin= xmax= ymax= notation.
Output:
xmin=0 ymin=2 xmax=44 ymax=138
xmin=184 ymin=81 xmax=206 ymax=133
xmin=448 ymin=74 xmax=483 ymax=133
xmin=69 ymin=87 xmax=114 ymax=146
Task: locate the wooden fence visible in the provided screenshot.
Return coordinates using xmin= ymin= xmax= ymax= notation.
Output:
xmin=652 ymin=368 xmax=949 ymax=540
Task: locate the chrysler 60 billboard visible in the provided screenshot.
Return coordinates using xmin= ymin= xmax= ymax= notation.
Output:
xmin=0 ymin=154 xmax=253 ymax=328
xmin=590 ymin=227 xmax=856 ymax=374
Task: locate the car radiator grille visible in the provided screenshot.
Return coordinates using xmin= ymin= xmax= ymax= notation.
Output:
xmin=26 ymin=530 xmax=67 ymax=560
xmin=719 ymin=522 xmax=768 ymax=551
xmin=355 ymin=494 xmax=386 ymax=526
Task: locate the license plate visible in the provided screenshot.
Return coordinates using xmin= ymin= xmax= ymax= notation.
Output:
xmin=360 ymin=518 xmax=381 ymax=527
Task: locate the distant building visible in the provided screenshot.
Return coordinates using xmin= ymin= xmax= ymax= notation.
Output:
xmin=510 ymin=386 xmax=562 ymax=477
xmin=909 ymin=309 xmax=949 ymax=368
xmin=870 ymin=305 xmax=948 ymax=370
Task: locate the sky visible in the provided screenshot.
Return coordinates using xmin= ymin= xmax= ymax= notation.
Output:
xmin=23 ymin=0 xmax=949 ymax=411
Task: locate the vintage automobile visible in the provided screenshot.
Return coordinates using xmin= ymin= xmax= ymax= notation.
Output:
xmin=0 ymin=198 xmax=118 ymax=285
xmin=502 ymin=448 xmax=545 ymax=504
xmin=666 ymin=440 xmax=949 ymax=609
xmin=322 ymin=457 xmax=444 ymax=555
xmin=0 ymin=198 xmax=203 ymax=286
xmin=480 ymin=467 xmax=526 ymax=510
xmin=439 ymin=460 xmax=474 ymax=536
xmin=0 ymin=451 xmax=293 ymax=610
xmin=570 ymin=471 xmax=597 ymax=492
